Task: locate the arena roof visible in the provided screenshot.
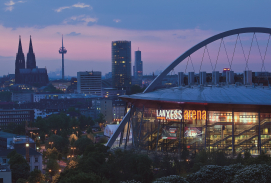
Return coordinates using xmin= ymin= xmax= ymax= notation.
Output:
xmin=121 ymin=85 xmax=271 ymax=106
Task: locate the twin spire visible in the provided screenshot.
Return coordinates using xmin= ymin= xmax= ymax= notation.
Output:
xmin=18 ymin=35 xmax=34 ymax=54
xmin=17 ymin=35 xmax=36 ymax=69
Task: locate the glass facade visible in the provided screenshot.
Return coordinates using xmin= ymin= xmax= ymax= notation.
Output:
xmin=112 ymin=41 xmax=131 ymax=92
xmin=112 ymin=107 xmax=271 ymax=155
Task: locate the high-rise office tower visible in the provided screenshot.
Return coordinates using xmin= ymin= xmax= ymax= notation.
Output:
xmin=112 ymin=41 xmax=131 ymax=93
xmin=134 ymin=49 xmax=143 ymax=85
xmin=77 ymin=71 xmax=102 ymax=96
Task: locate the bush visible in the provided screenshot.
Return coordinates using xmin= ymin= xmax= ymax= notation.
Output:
xmin=153 ymin=175 xmax=188 ymax=183
xmin=120 ymin=180 xmax=141 ymax=183
xmin=232 ymin=164 xmax=271 ymax=183
xmin=186 ymin=164 xmax=244 ymax=183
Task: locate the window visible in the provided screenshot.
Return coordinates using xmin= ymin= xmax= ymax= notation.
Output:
xmin=3 ymin=159 xmax=6 ymax=163
xmin=35 ymin=157 xmax=38 ymax=162
xmin=35 ymin=166 xmax=38 ymax=170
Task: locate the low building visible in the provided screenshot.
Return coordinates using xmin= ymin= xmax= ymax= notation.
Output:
xmin=102 ymin=88 xmax=126 ymax=98
xmin=0 ymin=165 xmax=12 ymax=183
xmin=112 ymin=99 xmax=126 ymax=123
xmin=0 ymin=109 xmax=34 ymax=129
xmin=0 ymin=131 xmax=35 ymax=150
xmin=77 ymin=71 xmax=102 ymax=96
xmin=0 ymin=148 xmax=42 ymax=171
xmin=11 ymin=92 xmax=33 ymax=103
xmin=100 ymin=99 xmax=113 ymax=123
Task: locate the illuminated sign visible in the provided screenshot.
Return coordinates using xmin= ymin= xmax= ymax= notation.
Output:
xmin=184 ymin=127 xmax=202 ymax=137
xmin=184 ymin=110 xmax=206 ymax=120
xmin=156 ymin=110 xmax=206 ymax=120
xmin=156 ymin=110 xmax=182 ymax=120
xmin=162 ymin=126 xmax=178 ymax=139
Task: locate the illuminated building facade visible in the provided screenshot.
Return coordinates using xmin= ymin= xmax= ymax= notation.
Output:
xmin=77 ymin=71 xmax=102 ymax=96
xmin=110 ymin=85 xmax=271 ymax=155
xmin=112 ymin=41 xmax=131 ymax=94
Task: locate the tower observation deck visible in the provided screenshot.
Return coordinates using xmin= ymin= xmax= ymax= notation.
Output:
xmin=59 ymin=35 xmax=67 ymax=80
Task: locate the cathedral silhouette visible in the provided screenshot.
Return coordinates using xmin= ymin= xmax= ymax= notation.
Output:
xmin=15 ymin=36 xmax=49 ymax=86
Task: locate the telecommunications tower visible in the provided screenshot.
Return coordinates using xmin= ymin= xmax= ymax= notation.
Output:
xmin=59 ymin=35 xmax=67 ymax=80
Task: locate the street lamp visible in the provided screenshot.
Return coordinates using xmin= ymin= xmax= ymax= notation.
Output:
xmin=49 ymin=142 xmax=54 ymax=148
xmin=48 ymin=169 xmax=52 ymax=181
xmin=71 ymin=147 xmax=76 ymax=155
xmin=26 ymin=143 xmax=29 ymax=147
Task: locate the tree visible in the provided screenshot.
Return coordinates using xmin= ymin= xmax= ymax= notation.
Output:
xmin=57 ymin=171 xmax=108 ymax=183
xmin=95 ymin=113 xmax=106 ymax=124
xmin=74 ymin=137 xmax=93 ymax=155
xmin=0 ymin=91 xmax=12 ymax=102
xmin=46 ymin=159 xmax=60 ymax=176
xmin=87 ymin=126 xmax=93 ymax=134
xmin=79 ymin=115 xmax=95 ymax=130
xmin=44 ymin=147 xmax=59 ymax=160
xmin=27 ymin=169 xmax=45 ymax=183
xmin=7 ymin=150 xmax=30 ymax=182
xmin=43 ymin=84 xmax=64 ymax=93
xmin=16 ymin=178 xmax=27 ymax=183
xmin=47 ymin=135 xmax=69 ymax=155
xmin=130 ymin=85 xmax=145 ymax=94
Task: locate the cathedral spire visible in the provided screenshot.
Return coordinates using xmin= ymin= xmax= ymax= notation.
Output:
xmin=26 ymin=35 xmax=36 ymax=69
xmin=29 ymin=35 xmax=33 ymax=53
xmin=18 ymin=35 xmax=23 ymax=53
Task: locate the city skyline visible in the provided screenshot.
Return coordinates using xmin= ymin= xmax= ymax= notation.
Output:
xmin=1 ymin=1 xmax=271 ymax=76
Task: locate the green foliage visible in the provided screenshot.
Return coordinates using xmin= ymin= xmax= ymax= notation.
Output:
xmin=98 ymin=136 xmax=108 ymax=144
xmin=8 ymin=150 xmax=30 ymax=182
xmin=27 ymin=169 xmax=45 ymax=183
xmin=0 ymin=91 xmax=12 ymax=102
xmin=95 ymin=113 xmax=106 ymax=124
xmin=78 ymin=115 xmax=95 ymax=129
xmin=191 ymin=150 xmax=229 ymax=173
xmin=44 ymin=147 xmax=59 ymax=160
xmin=87 ymin=126 xmax=93 ymax=134
xmin=47 ymin=135 xmax=69 ymax=155
xmin=74 ymin=137 xmax=93 ymax=155
xmin=57 ymin=144 xmax=153 ymax=183
xmin=43 ymin=84 xmax=64 ymax=93
xmin=187 ymin=164 xmax=244 ymax=183
xmin=57 ymin=171 xmax=108 ymax=183
xmin=232 ymin=164 xmax=271 ymax=183
xmin=153 ymin=175 xmax=188 ymax=183
xmin=130 ymin=85 xmax=146 ymax=94
xmin=16 ymin=178 xmax=27 ymax=183
xmin=46 ymin=159 xmax=60 ymax=175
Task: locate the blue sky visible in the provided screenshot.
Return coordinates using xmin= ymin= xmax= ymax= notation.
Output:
xmin=1 ymin=0 xmax=271 ymax=76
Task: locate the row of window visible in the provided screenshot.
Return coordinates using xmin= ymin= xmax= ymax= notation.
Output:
xmin=0 ymin=111 xmax=29 ymax=114
xmin=0 ymin=115 xmax=29 ymax=118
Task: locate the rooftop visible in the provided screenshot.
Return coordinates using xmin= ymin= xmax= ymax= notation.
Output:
xmin=120 ymin=85 xmax=271 ymax=106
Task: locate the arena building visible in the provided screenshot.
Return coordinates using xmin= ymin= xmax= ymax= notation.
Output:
xmin=106 ymin=27 xmax=271 ymax=156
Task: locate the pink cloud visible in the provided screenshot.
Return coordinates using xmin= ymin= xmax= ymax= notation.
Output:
xmin=0 ymin=24 xmax=270 ymax=76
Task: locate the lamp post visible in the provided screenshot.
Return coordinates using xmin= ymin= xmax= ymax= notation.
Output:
xmin=49 ymin=142 xmax=54 ymax=148
xmin=49 ymin=169 xmax=52 ymax=182
xmin=71 ymin=147 xmax=76 ymax=156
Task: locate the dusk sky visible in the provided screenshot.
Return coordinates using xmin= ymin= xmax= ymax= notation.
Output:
xmin=1 ymin=0 xmax=271 ymax=77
